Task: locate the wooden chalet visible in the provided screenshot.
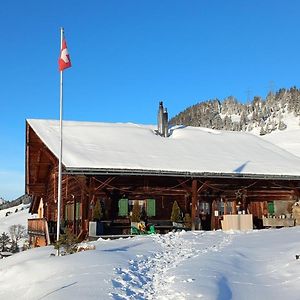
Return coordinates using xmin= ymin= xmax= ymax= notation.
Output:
xmin=26 ymin=103 xmax=300 ymax=246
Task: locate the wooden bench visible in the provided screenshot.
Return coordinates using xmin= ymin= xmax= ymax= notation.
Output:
xmin=149 ymin=220 xmax=187 ymax=233
xmin=110 ymin=219 xmax=131 ymax=234
xmin=263 ymin=217 xmax=295 ymax=227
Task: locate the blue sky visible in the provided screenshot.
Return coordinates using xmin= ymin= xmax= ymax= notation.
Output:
xmin=1 ymin=0 xmax=300 ymax=200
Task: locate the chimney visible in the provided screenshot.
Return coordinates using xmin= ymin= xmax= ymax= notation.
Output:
xmin=157 ymin=101 xmax=164 ymax=135
xmin=157 ymin=101 xmax=169 ymax=137
xmin=163 ymin=108 xmax=168 ymax=137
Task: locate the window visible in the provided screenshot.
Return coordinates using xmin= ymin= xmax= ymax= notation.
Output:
xmin=118 ymin=199 xmax=156 ymax=217
xmin=75 ymin=202 xmax=81 ymax=220
xmin=128 ymin=200 xmax=145 ymax=215
xmin=199 ymin=202 xmax=210 ymax=214
xmin=225 ymin=201 xmax=233 ymax=214
xmin=65 ymin=203 xmax=74 ymax=221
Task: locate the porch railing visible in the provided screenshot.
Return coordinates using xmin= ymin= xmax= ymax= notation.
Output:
xmin=28 ymin=218 xmax=47 ymax=235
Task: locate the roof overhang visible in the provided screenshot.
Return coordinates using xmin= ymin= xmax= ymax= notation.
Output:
xmin=64 ymin=167 xmax=300 ymax=181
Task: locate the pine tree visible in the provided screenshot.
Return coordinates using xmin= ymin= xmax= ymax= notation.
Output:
xmin=93 ymin=200 xmax=103 ymax=221
xmin=131 ymin=201 xmax=141 ymax=222
xmin=54 ymin=229 xmax=78 ymax=255
xmin=183 ymin=213 xmax=192 ymax=229
xmin=170 ymin=201 xmax=181 ymax=222
xmin=0 ymin=232 xmax=11 ymax=252
xmin=278 ymin=121 xmax=287 ymax=130
xmin=259 ymin=126 xmax=266 ymax=136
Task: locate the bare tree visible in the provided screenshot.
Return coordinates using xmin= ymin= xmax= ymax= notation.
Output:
xmin=9 ymin=225 xmax=26 ymax=253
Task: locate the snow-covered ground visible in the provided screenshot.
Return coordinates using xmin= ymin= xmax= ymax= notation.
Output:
xmin=2 ymin=119 xmax=300 ymax=299
xmin=1 ymin=228 xmax=300 ymax=299
xmin=0 ymin=203 xmax=31 ymax=235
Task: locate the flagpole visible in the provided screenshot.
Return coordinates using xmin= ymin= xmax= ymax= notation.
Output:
xmin=57 ymin=27 xmax=64 ymax=242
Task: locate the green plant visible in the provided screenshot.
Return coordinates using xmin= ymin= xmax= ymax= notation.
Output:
xmin=93 ymin=200 xmax=103 ymax=221
xmin=54 ymin=229 xmax=78 ymax=255
xmin=170 ymin=201 xmax=181 ymax=222
xmin=131 ymin=201 xmax=141 ymax=222
xmin=183 ymin=213 xmax=192 ymax=228
xmin=0 ymin=232 xmax=11 ymax=252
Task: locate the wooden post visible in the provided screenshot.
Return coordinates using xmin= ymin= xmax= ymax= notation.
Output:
xmin=211 ymin=200 xmax=216 ymax=230
xmin=80 ymin=176 xmax=87 ymax=232
xmin=232 ymin=201 xmax=237 ymax=214
xmin=191 ymin=179 xmax=198 ymax=230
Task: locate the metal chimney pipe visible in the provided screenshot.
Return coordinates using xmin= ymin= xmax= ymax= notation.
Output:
xmin=157 ymin=101 xmax=164 ymax=135
xmin=163 ymin=108 xmax=168 ymax=137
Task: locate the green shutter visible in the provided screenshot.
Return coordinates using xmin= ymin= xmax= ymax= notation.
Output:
xmin=147 ymin=199 xmax=156 ymax=217
xmin=268 ymin=202 xmax=275 ymax=214
xmin=118 ymin=199 xmax=128 ymax=216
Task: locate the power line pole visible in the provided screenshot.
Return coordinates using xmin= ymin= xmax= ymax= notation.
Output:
xmin=245 ymin=88 xmax=252 ymax=104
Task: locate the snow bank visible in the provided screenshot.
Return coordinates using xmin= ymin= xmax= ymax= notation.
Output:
xmin=1 ymin=228 xmax=300 ymax=299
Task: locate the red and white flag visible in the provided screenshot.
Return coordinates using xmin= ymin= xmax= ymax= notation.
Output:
xmin=58 ymin=39 xmax=71 ymax=71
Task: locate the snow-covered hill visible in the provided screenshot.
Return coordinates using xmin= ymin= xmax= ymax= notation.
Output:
xmin=1 ymin=228 xmax=300 ymax=299
xmin=0 ymin=203 xmax=31 ymax=235
xmin=257 ymin=114 xmax=300 ymax=158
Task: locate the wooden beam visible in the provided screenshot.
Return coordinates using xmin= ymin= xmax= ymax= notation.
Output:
xmin=93 ymin=177 xmax=115 ymax=192
xmin=41 ymin=147 xmax=57 ymax=165
xmin=26 ymin=123 xmax=30 ymax=194
xmin=177 ymin=179 xmax=192 ymax=193
xmin=191 ymin=179 xmax=198 ymax=231
xmin=33 ymin=149 xmax=42 ymax=184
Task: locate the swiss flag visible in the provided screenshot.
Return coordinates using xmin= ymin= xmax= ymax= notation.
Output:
xmin=58 ymin=39 xmax=71 ymax=71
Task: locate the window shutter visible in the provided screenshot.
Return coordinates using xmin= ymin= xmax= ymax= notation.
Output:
xmin=118 ymin=199 xmax=128 ymax=216
xmin=147 ymin=199 xmax=156 ymax=217
xmin=268 ymin=202 xmax=275 ymax=214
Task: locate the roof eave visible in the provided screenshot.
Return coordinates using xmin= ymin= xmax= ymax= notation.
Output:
xmin=64 ymin=167 xmax=300 ymax=181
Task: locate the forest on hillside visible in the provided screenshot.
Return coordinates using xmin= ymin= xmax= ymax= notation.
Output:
xmin=169 ymin=87 xmax=300 ymax=135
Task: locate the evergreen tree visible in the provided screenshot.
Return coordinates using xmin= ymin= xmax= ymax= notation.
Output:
xmin=0 ymin=232 xmax=11 ymax=252
xmin=131 ymin=201 xmax=141 ymax=222
xmin=93 ymin=200 xmax=103 ymax=221
xmin=54 ymin=229 xmax=78 ymax=255
xmin=278 ymin=121 xmax=287 ymax=130
xmin=259 ymin=127 xmax=266 ymax=136
xmin=170 ymin=201 xmax=181 ymax=222
xmin=183 ymin=213 xmax=192 ymax=228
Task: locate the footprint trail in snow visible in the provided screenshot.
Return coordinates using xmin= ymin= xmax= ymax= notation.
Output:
xmin=110 ymin=231 xmax=233 ymax=300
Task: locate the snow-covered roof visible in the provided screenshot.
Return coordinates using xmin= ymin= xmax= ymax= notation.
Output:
xmin=27 ymin=119 xmax=300 ymax=178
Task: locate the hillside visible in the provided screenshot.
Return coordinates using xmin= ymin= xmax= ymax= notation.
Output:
xmin=0 ymin=203 xmax=31 ymax=235
xmin=169 ymin=87 xmax=300 ymax=136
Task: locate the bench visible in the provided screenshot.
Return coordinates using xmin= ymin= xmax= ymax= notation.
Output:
xmin=149 ymin=220 xmax=187 ymax=233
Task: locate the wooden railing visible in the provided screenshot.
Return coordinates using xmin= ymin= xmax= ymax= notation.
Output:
xmin=28 ymin=218 xmax=47 ymax=235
